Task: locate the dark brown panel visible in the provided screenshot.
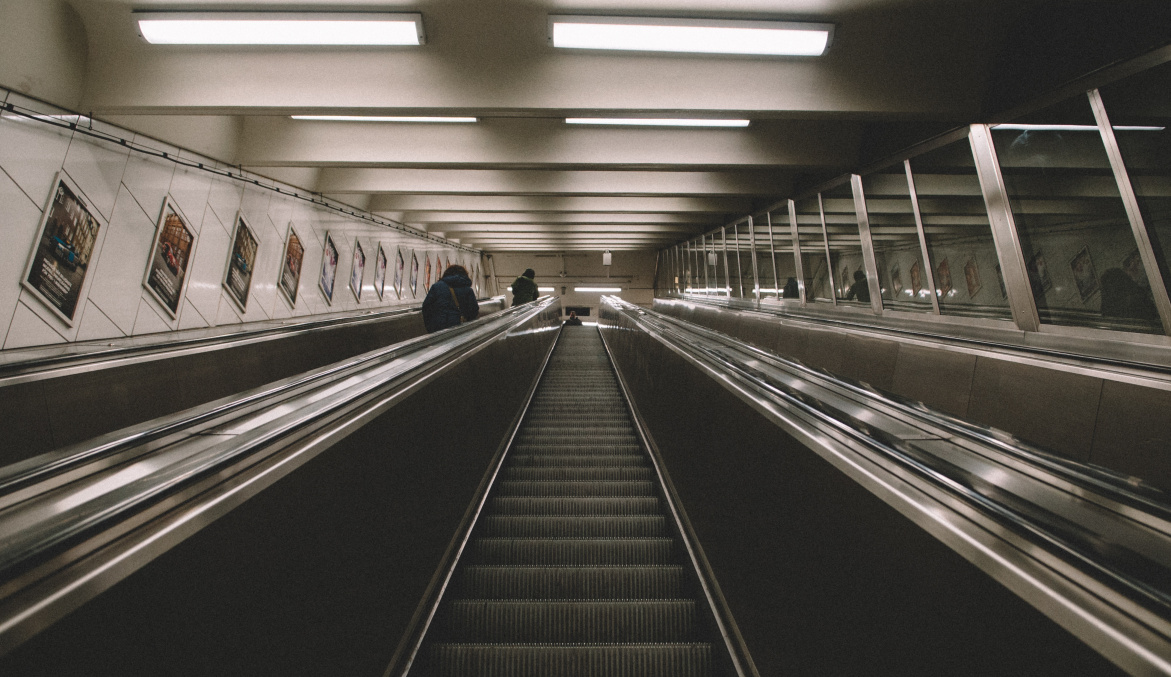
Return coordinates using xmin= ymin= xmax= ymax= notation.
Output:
xmin=1091 ymin=381 xmax=1171 ymax=491
xmin=890 ymin=344 xmax=977 ymax=418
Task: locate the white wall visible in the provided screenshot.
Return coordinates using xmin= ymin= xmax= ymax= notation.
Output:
xmin=489 ymin=251 xmax=657 ymax=319
xmin=0 ymin=89 xmax=478 ymax=351
xmin=0 ymin=0 xmax=87 ymax=110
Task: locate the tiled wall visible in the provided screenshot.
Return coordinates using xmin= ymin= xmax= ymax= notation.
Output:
xmin=0 ymin=90 xmax=478 ymax=351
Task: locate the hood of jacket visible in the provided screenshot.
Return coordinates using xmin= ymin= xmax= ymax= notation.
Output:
xmin=441 ymin=272 xmax=473 ymax=288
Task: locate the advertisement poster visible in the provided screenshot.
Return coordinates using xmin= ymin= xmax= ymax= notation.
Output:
xmin=936 ymin=257 xmax=952 ymax=297
xmin=394 ymin=248 xmax=405 ymax=298
xmin=319 ymin=232 xmax=339 ymax=304
xmin=223 ymin=215 xmax=258 ymax=312
xmin=1070 ymin=246 xmax=1100 ymax=302
xmin=350 ymin=239 xmax=366 ymax=301
xmin=278 ymin=226 xmax=304 ymax=307
xmin=374 ymin=244 xmax=388 ymax=300
xmin=424 ymin=255 xmax=432 ymax=290
xmin=910 ymin=261 xmax=922 ymax=297
xmin=144 ymin=197 xmax=196 ymax=317
xmin=964 ymin=258 xmax=982 ymax=299
xmin=409 ymin=253 xmax=419 ymax=297
xmin=890 ymin=263 xmax=903 ymax=297
xmin=23 ymin=174 xmax=104 ymax=324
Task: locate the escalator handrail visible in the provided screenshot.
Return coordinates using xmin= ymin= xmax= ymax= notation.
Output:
xmin=0 ymin=298 xmax=557 ymax=593
xmin=666 ymin=293 xmax=1171 ymax=381
xmin=603 ymin=298 xmax=1171 ymax=656
xmin=0 ymin=296 xmax=504 ymax=386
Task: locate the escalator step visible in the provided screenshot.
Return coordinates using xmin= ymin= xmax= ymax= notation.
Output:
xmin=426 ymin=643 xmax=711 ymax=677
xmin=480 ymin=515 xmax=667 ymax=538
xmin=488 ymin=497 xmax=661 ymax=516
xmin=468 ymin=538 xmax=675 ymax=565
xmin=504 ymin=467 xmax=654 ymax=481
xmin=440 ymin=599 xmax=698 ymax=643
xmin=511 ymin=444 xmax=642 ymax=455
xmin=495 ymin=480 xmax=658 ymax=497
xmin=454 ymin=565 xmax=685 ymax=599
xmin=508 ymin=454 xmax=648 ymax=467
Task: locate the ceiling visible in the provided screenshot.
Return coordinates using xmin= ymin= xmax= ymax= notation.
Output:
xmin=9 ymin=0 xmax=1157 ymax=252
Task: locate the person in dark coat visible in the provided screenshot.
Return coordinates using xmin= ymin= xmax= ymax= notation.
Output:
xmin=511 ymin=268 xmax=538 ymax=306
xmin=563 ymin=310 xmax=583 ymax=326
xmin=422 ymin=264 xmax=479 ymax=332
xmin=1100 ymin=267 xmax=1158 ymax=324
xmin=845 ymin=270 xmax=870 ymax=303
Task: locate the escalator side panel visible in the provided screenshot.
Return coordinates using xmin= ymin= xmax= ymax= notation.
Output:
xmin=601 ymin=314 xmax=1125 ymax=677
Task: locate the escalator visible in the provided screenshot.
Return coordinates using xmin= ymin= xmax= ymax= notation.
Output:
xmin=413 ymin=326 xmax=723 ymax=676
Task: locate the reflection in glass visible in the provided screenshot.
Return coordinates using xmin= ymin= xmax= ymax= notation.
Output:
xmin=821 ymin=181 xmax=867 ymax=305
xmin=727 ymin=224 xmax=746 ymax=298
xmin=863 ymin=165 xmax=931 ymax=313
xmin=792 ymin=197 xmax=830 ymax=302
xmin=1100 ymin=61 xmax=1171 ymax=330
xmin=992 ymin=94 xmax=1162 ymax=334
xmin=752 ymin=217 xmax=776 ymax=298
xmin=910 ymin=138 xmax=1012 ymax=319
xmin=766 ymin=210 xmax=799 ymax=300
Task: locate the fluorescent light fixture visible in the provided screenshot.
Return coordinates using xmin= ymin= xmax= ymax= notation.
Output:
xmin=550 ymin=15 xmax=832 ymax=56
xmin=292 ymin=116 xmax=476 ymax=123
xmin=567 ymin=117 xmax=749 ymax=127
xmin=575 ymin=286 xmax=622 ymax=293
xmin=538 ymin=287 xmax=556 ymax=292
xmin=992 ymin=124 xmax=1165 ymax=132
xmin=136 ymin=12 xmax=424 ymax=45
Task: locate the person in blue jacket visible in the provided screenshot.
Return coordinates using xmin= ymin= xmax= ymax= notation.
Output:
xmin=422 ymin=264 xmax=480 ymax=332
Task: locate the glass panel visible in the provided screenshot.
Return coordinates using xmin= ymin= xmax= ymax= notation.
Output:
xmin=1100 ymin=60 xmax=1171 ymax=329
xmin=792 ymin=197 xmax=831 ymax=302
xmin=992 ymin=94 xmax=1162 ymax=334
xmin=910 ymin=139 xmax=1013 ymax=320
xmin=752 ymin=217 xmax=776 ymax=298
xmin=704 ymin=235 xmax=719 ymax=295
xmin=821 ymin=182 xmax=868 ymax=305
xmin=725 ymin=225 xmax=744 ymax=299
xmin=863 ymin=165 xmax=932 ymax=313
xmin=767 ymin=209 xmax=800 ymax=300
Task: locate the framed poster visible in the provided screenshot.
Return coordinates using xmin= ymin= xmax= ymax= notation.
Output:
xmin=936 ymin=258 xmax=952 ymax=297
xmin=23 ymin=173 xmax=105 ymax=325
xmin=278 ymin=226 xmax=304 ymax=307
xmin=409 ymin=253 xmax=419 ymax=297
xmin=223 ymin=215 xmax=258 ymax=312
xmin=424 ymin=255 xmax=433 ymax=290
xmin=394 ymin=248 xmax=405 ymax=298
xmin=1070 ymin=246 xmax=1099 ymax=302
xmin=890 ymin=263 xmax=903 ymax=297
xmin=910 ymin=261 xmax=922 ymax=297
xmin=319 ymin=231 xmax=339 ymax=305
xmin=143 ymin=197 xmax=196 ymax=318
xmin=964 ymin=258 xmax=982 ymax=299
xmin=350 ymin=239 xmax=366 ymax=301
xmin=374 ymin=244 xmax=388 ymax=300
xmin=1028 ymin=252 xmax=1052 ymax=293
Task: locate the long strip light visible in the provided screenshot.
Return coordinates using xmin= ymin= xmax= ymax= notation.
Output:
xmin=566 ymin=118 xmax=749 ymax=127
xmin=292 ymin=116 xmax=476 ymax=123
xmin=992 ymin=124 xmax=1165 ymax=132
xmin=136 ymin=12 xmax=424 ymax=45
xmin=575 ymin=286 xmax=622 ymax=293
xmin=550 ymin=15 xmax=832 ymax=56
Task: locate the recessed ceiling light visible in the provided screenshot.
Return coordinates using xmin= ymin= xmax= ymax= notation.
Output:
xmin=136 ymin=12 xmax=425 ymax=46
xmin=575 ymin=286 xmax=622 ymax=293
xmin=566 ymin=118 xmax=749 ymax=127
xmin=550 ymin=16 xmax=832 ymax=56
xmin=292 ymin=116 xmax=477 ymax=123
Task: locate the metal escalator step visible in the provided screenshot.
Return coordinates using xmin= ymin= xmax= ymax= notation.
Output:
xmin=508 ymin=454 xmax=647 ymax=467
xmin=426 ymin=642 xmax=711 ymax=677
xmin=454 ymin=565 xmax=685 ymax=599
xmin=516 ymin=434 xmax=639 ymax=446
xmin=511 ymin=444 xmax=642 ymax=455
xmin=495 ymin=480 xmax=657 ymax=497
xmin=505 ymin=466 xmax=654 ymax=481
xmin=480 ymin=515 xmax=667 ymax=538
xmin=488 ymin=496 xmax=661 ymax=516
xmin=440 ymin=599 xmax=698 ymax=643
xmin=467 ymin=538 xmax=675 ymax=566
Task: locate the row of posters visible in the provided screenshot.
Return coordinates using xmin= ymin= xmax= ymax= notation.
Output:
xmin=22 ymin=173 xmax=466 ymax=326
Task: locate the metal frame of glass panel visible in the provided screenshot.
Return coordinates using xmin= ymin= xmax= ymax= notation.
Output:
xmin=851 ymin=174 xmax=885 ymax=314
xmin=788 ymin=199 xmax=807 ymax=304
xmin=767 ymin=212 xmax=780 ymax=300
xmin=904 ymin=159 xmax=942 ymax=315
xmin=749 ymin=216 xmax=761 ymax=307
xmin=818 ymin=193 xmax=837 ymax=307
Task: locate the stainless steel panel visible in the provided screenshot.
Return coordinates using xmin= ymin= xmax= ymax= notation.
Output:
xmin=890 ymin=343 xmax=977 ymax=418
xmin=850 ymin=174 xmax=884 ymax=315
xmin=787 ymin=200 xmax=806 ymax=305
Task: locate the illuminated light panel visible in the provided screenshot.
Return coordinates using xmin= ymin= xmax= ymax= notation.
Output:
xmin=136 ymin=12 xmax=424 ymax=45
xmin=292 ymin=116 xmax=476 ymax=123
xmin=538 ymin=287 xmax=556 ymax=292
xmin=575 ymin=286 xmax=622 ymax=293
xmin=566 ymin=118 xmax=749 ymax=127
xmin=550 ymin=16 xmax=832 ymax=56
xmin=992 ymin=124 xmax=1165 ymax=132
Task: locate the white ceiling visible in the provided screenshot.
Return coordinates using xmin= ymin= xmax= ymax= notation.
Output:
xmin=9 ymin=0 xmax=1059 ymax=251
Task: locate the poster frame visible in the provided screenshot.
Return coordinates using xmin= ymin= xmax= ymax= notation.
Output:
xmin=223 ymin=213 xmax=259 ymax=313
xmin=278 ymin=224 xmax=305 ymax=308
xmin=350 ymin=238 xmax=366 ymax=302
xmin=409 ymin=252 xmax=419 ymax=298
xmin=21 ymin=172 xmax=107 ymax=327
xmin=374 ymin=243 xmax=388 ymax=301
xmin=393 ymin=247 xmax=406 ymax=299
xmin=142 ymin=195 xmax=198 ymax=319
xmin=319 ymin=231 xmax=339 ymax=305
